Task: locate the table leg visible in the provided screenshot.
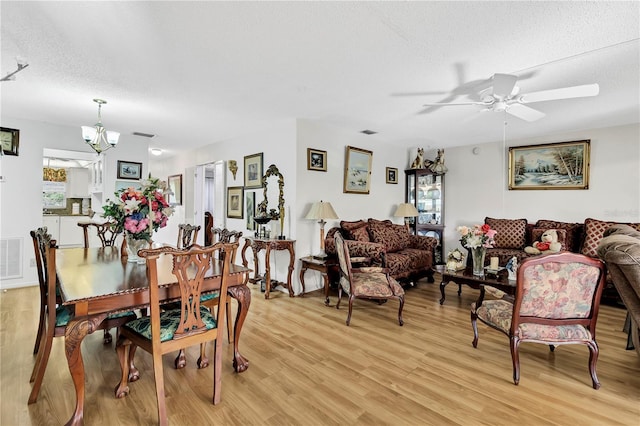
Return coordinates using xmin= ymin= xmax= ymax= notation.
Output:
xmin=299 ymin=264 xmax=307 ymax=297
xmin=264 ymin=246 xmax=271 ymax=299
xmin=228 ymin=285 xmax=251 ymax=373
xmin=322 ymin=271 xmax=330 ymax=306
xmin=285 ymin=245 xmax=295 ymax=297
xmin=439 ymin=279 xmax=448 ymax=305
xmin=64 ymin=314 xmax=107 ymax=426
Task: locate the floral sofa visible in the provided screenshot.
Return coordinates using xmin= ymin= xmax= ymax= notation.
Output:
xmin=480 ymin=216 xmax=640 ymax=304
xmin=325 ymin=218 xmax=438 ymax=284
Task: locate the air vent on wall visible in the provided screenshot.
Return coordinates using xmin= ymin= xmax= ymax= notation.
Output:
xmin=360 ymin=129 xmax=377 ymax=135
xmin=0 ymin=237 xmax=23 ymax=280
xmin=132 ymin=132 xmax=155 ymax=138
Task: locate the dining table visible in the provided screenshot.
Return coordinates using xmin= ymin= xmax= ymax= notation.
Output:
xmin=55 ymin=246 xmax=252 ymax=426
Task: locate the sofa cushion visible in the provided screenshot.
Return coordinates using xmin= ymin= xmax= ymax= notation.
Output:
xmin=368 ymin=220 xmax=410 ymax=253
xmin=340 ymin=220 xmax=370 ymax=242
xmin=536 ymin=220 xmax=583 ymax=252
xmin=531 ymin=228 xmax=568 ymax=252
xmin=581 ymin=218 xmax=640 ymax=258
xmin=485 ymin=217 xmax=527 ymax=249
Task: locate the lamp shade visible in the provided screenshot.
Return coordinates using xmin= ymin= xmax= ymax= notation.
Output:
xmin=305 ymin=201 xmax=338 ymax=220
xmin=394 ymin=203 xmax=419 ymax=218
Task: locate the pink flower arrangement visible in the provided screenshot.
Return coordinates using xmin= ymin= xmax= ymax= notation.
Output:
xmin=457 ymin=224 xmax=497 ymax=249
xmin=103 ymin=177 xmax=173 ymax=241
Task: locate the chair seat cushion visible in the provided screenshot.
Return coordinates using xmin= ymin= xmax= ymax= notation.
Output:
xmin=124 ymin=306 xmax=216 ymax=342
xmin=107 ymin=310 xmax=136 ymax=319
xmin=199 ymin=291 xmax=220 ymax=302
xmin=351 ymin=272 xmax=405 ymax=298
xmin=55 ymin=306 xmax=74 ymax=327
xmin=474 ymin=299 xmax=513 ymax=333
xmin=517 ymin=323 xmax=592 ymax=342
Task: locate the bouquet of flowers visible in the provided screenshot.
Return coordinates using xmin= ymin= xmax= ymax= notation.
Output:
xmin=102 ymin=177 xmax=174 ymax=242
xmin=457 ymin=224 xmax=497 ymax=249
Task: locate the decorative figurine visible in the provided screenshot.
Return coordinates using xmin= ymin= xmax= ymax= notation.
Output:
xmin=429 ymin=149 xmax=448 ymax=175
xmin=506 ymin=256 xmax=518 ymax=281
xmin=410 ymin=148 xmax=425 ymax=169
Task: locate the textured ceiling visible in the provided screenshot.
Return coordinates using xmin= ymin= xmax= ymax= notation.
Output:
xmin=1 ymin=1 xmax=639 ymax=157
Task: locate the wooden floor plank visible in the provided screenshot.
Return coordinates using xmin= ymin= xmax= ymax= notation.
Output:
xmin=2 ymin=274 xmax=639 ymax=425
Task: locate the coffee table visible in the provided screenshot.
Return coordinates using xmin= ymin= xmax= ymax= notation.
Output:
xmin=436 ymin=265 xmax=516 ymax=305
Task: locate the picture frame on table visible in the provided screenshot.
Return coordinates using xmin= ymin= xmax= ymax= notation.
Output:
xmin=343 ymin=145 xmax=373 ymax=194
xmin=307 ymin=148 xmax=327 ymax=171
xmin=0 ymin=127 xmax=20 ymax=156
xmin=117 ymin=161 xmax=142 ymax=180
xmin=508 ymin=140 xmax=590 ymax=190
xmin=244 ymin=153 xmax=263 ymax=189
xmin=227 ymin=186 xmax=244 ymax=219
xmin=167 ymin=174 xmax=183 ymax=206
xmin=386 ymin=167 xmax=398 ymax=184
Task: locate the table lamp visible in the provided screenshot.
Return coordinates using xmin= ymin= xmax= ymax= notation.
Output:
xmin=305 ymin=200 xmax=338 ymax=259
xmin=394 ymin=203 xmax=419 ymax=231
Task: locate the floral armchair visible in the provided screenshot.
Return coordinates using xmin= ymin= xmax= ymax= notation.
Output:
xmin=471 ymin=252 xmax=606 ymax=389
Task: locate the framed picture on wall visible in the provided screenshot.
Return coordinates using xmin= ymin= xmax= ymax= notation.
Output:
xmin=0 ymin=127 xmax=19 ymax=156
xmin=167 ymin=174 xmax=182 ymax=205
xmin=386 ymin=167 xmax=398 ymax=184
xmin=227 ymin=186 xmax=244 ymax=219
xmin=343 ymin=145 xmax=373 ymax=194
xmin=307 ymin=148 xmax=327 ymax=171
xmin=508 ymin=140 xmax=590 ymax=190
xmin=244 ymin=153 xmax=263 ymax=189
xmin=117 ymin=161 xmax=142 ymax=180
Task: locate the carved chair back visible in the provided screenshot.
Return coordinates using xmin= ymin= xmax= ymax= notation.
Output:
xmin=177 ymin=223 xmax=201 ymax=249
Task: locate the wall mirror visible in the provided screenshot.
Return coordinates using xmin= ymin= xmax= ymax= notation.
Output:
xmin=257 ymin=164 xmax=285 ymax=238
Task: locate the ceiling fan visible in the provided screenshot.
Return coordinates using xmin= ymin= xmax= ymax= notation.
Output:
xmin=423 ymin=73 xmax=599 ymax=122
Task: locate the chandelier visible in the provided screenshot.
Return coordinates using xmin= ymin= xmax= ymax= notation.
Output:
xmin=81 ymin=99 xmax=120 ymax=154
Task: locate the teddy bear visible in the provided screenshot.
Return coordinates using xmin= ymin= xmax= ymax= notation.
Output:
xmin=524 ymin=229 xmax=562 ymax=255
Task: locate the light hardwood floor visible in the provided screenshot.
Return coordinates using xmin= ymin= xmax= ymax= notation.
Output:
xmin=2 ymin=275 xmax=639 ymax=425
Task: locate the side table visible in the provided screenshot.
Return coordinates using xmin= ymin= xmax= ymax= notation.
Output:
xmin=299 ymin=256 xmax=335 ymax=306
xmin=241 ymin=237 xmax=296 ymax=299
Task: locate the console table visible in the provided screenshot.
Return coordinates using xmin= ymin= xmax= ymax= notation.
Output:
xmin=241 ymin=238 xmax=296 ymax=299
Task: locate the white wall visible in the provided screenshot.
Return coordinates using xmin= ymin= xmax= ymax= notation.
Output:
xmin=444 ymin=123 xmax=640 ymax=255
xmin=0 ymin=117 xmax=149 ymax=289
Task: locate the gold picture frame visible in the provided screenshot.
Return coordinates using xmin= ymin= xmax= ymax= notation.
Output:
xmin=508 ymin=140 xmax=590 ymax=190
xmin=244 ymin=153 xmax=263 ymax=189
xmin=386 ymin=167 xmax=398 ymax=184
xmin=343 ymin=145 xmax=373 ymax=194
xmin=307 ymin=148 xmax=327 ymax=171
xmin=227 ymin=186 xmax=244 ymax=219
xmin=0 ymin=127 xmax=20 ymax=156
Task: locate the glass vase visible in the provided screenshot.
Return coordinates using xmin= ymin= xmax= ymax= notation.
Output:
xmin=125 ymin=234 xmax=149 ymax=264
xmin=471 ymin=246 xmax=486 ymax=276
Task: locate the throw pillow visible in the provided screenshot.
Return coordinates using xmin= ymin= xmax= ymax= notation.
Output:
xmin=368 ymin=221 xmax=409 ymax=253
xmin=581 ymin=218 xmax=640 ymax=258
xmin=484 ymin=217 xmax=527 ymax=249
xmin=340 ymin=220 xmax=370 ymax=242
xmin=536 ymin=220 xmax=583 ymax=252
xmin=531 ymin=228 xmax=568 ymax=252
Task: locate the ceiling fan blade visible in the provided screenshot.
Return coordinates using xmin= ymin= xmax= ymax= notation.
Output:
xmin=520 ymin=83 xmax=599 ymax=103
xmin=492 ymin=73 xmax=518 ymax=98
xmin=507 ymin=103 xmax=546 ymax=122
xmin=422 ymin=101 xmax=488 ymax=107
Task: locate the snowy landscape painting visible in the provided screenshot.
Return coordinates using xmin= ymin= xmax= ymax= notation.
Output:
xmin=344 ymin=145 xmax=373 ymax=194
xmin=508 ymin=140 xmax=590 ymax=190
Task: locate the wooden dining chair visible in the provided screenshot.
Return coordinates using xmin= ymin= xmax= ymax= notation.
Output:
xmin=177 ymin=223 xmax=201 ymax=248
xmin=204 ymin=212 xmax=214 ymax=246
xmin=78 ymin=220 xmax=127 ymax=344
xmin=114 ymin=243 xmax=233 ymax=425
xmin=172 ymin=230 xmax=240 ymax=369
xmin=28 ymin=228 xmax=136 ymax=404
